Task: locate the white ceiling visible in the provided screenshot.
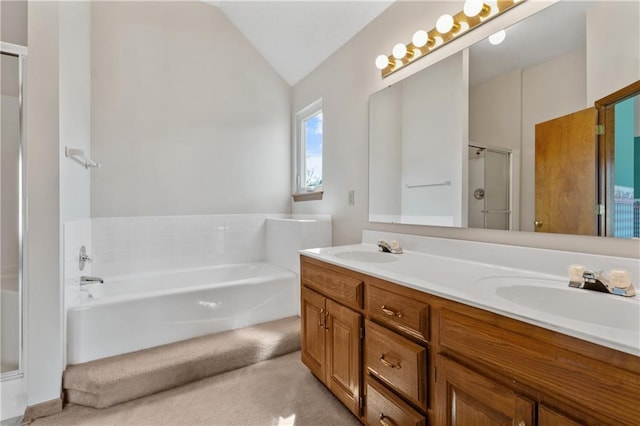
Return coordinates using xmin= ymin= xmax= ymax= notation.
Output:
xmin=469 ymin=1 xmax=592 ymax=86
xmin=207 ymin=1 xmax=394 ymax=86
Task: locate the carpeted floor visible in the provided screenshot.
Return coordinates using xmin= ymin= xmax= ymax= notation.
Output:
xmin=32 ymin=351 xmax=361 ymax=426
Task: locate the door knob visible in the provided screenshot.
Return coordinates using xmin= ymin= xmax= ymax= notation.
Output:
xmin=534 ymin=221 xmax=543 ymax=228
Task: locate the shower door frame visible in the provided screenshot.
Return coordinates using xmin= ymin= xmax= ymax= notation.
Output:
xmin=1 ymin=41 xmax=27 ymax=381
xmin=469 ymin=144 xmax=514 ymax=231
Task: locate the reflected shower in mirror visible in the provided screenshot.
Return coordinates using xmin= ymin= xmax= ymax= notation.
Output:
xmin=1 ymin=46 xmax=25 ymax=377
xmin=369 ymin=0 xmax=639 ymax=238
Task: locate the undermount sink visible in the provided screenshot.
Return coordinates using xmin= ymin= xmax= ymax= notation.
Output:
xmin=477 ymin=276 xmax=640 ymax=331
xmin=330 ymin=249 xmax=399 ymax=263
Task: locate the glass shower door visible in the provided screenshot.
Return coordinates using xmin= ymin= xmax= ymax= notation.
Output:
xmin=483 ymin=149 xmax=511 ymax=230
xmin=1 ymin=48 xmax=24 ymax=377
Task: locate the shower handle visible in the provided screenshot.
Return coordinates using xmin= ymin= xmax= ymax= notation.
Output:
xmin=79 ymin=245 xmax=94 ymax=271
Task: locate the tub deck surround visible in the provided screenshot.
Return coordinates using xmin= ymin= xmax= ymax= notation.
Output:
xmin=301 ymin=234 xmax=640 ymax=356
xmin=67 ymin=263 xmax=298 ymax=364
xmin=63 ymin=214 xmax=332 ymax=283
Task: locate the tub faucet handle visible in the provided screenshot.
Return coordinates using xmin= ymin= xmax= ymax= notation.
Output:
xmin=79 ymin=245 xmax=94 ymax=271
xmin=80 ymin=276 xmax=104 ymax=285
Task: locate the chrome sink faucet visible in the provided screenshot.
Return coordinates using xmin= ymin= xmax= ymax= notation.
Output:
xmin=377 ymin=240 xmax=403 ymax=254
xmin=569 ymin=266 xmax=636 ymax=297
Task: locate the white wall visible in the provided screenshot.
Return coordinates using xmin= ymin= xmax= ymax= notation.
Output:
xmin=401 ymin=51 xmax=467 ymax=227
xmin=60 ymin=2 xmax=91 ymax=223
xmin=90 ymin=2 xmax=291 ymax=218
xmin=1 ymin=0 xmax=28 ymax=46
xmin=469 ymin=69 xmax=521 ymax=152
xmin=369 ymin=83 xmax=402 ymax=220
xmin=25 ymin=0 xmax=63 ymax=408
xmin=292 ymin=0 xmax=639 ymax=258
xmin=586 ymin=1 xmax=640 ymax=104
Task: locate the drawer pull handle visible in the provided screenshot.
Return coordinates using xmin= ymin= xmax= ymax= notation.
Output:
xmin=379 ymin=414 xmax=394 ymax=426
xmin=318 ymin=309 xmax=324 ymax=328
xmin=379 ymin=354 xmax=401 ymax=369
xmin=381 ymin=305 xmax=403 ymax=318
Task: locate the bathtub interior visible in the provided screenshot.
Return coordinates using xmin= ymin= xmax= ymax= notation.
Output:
xmin=66 ymin=265 xmax=299 ymax=364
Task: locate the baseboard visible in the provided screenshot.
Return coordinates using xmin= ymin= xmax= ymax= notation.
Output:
xmin=21 ymin=397 xmax=63 ymax=425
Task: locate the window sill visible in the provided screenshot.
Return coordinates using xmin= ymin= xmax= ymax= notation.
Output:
xmin=292 ymin=191 xmax=324 ymax=202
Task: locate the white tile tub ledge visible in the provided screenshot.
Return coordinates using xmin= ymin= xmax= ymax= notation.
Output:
xmin=301 ymin=231 xmax=640 ymax=356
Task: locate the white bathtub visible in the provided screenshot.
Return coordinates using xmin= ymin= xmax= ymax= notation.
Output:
xmin=66 ymin=263 xmax=299 ymax=364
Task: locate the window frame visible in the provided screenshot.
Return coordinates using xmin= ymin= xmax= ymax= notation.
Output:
xmin=293 ymin=98 xmax=323 ymax=199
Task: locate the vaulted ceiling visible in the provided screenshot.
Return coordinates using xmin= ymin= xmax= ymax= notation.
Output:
xmin=206 ymin=1 xmax=394 ymax=86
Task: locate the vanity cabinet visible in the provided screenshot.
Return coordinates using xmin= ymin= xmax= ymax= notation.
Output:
xmin=437 ymin=307 xmax=640 ymax=425
xmin=299 ymin=255 xmax=640 ymax=425
xmin=435 ymin=355 xmax=534 ymax=426
xmin=300 ymin=258 xmax=364 ymax=417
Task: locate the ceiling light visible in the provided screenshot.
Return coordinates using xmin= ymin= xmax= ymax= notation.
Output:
xmin=375 ymin=54 xmax=390 ymax=70
xmin=488 ymin=29 xmax=506 ymax=45
xmin=412 ymin=30 xmax=429 ymax=48
xmin=463 ymin=1 xmax=485 ymax=17
xmin=462 ymin=0 xmax=491 ymax=18
xmin=392 ymin=43 xmax=408 ymax=59
xmin=436 ymin=14 xmax=456 ymax=34
xmin=374 ymin=0 xmax=524 ymax=78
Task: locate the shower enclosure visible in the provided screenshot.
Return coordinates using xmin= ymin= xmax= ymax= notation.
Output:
xmin=468 ymin=145 xmax=512 ymax=230
xmin=1 ymin=42 xmax=26 ymax=379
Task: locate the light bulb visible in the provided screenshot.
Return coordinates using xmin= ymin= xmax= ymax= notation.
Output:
xmin=436 ymin=14 xmax=455 ymax=34
xmin=463 ymin=0 xmax=484 ymax=17
xmin=488 ymin=29 xmax=506 ymax=45
xmin=412 ymin=30 xmax=429 ymax=48
xmin=375 ymin=54 xmax=389 ymax=70
xmin=392 ymin=43 xmax=407 ymax=59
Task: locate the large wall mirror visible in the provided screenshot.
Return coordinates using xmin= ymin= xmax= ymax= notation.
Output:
xmin=369 ymin=0 xmax=640 ymax=239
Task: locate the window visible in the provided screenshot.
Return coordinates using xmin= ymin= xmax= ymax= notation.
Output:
xmin=294 ymin=99 xmax=323 ymax=199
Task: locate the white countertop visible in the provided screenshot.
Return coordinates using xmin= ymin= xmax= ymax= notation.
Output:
xmin=301 ymin=243 xmax=640 ymax=357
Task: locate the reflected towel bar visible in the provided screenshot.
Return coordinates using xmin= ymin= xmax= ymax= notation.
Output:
xmin=406 ymin=180 xmax=451 ymax=189
xmin=65 ymin=146 xmax=101 ymax=169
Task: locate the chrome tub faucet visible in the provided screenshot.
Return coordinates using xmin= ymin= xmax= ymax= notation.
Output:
xmin=80 ymin=276 xmax=104 ymax=286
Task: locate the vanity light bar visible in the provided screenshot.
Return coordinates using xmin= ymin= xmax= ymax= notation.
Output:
xmin=376 ymin=0 xmax=525 ymax=78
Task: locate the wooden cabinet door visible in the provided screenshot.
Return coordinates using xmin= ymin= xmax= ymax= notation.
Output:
xmin=435 ymin=356 xmax=534 ymax=426
xmin=538 ymin=405 xmax=582 ymax=426
xmin=325 ymin=298 xmax=362 ymax=417
xmin=301 ymin=287 xmax=326 ymax=381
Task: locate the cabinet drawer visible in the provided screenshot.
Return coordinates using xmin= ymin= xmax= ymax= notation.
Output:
xmin=302 ymin=260 xmax=363 ymax=309
xmin=365 ymin=320 xmax=427 ymax=411
xmin=367 ymin=282 xmax=429 ymax=341
xmin=366 ymin=378 xmax=425 ymax=426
